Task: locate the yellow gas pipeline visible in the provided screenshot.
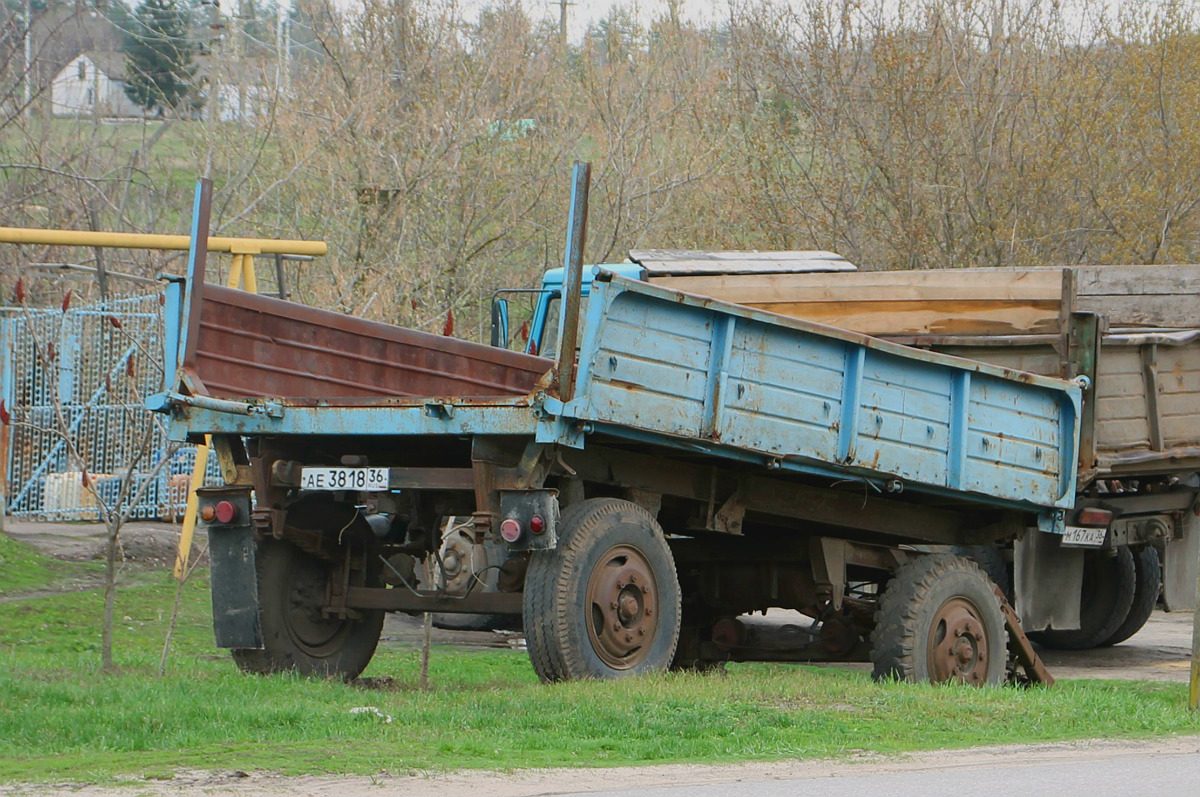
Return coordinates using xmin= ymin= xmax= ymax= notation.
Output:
xmin=0 ymin=226 xmax=326 ymax=257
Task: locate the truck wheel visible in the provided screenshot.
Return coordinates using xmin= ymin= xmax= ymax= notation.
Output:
xmin=232 ymin=538 xmax=384 ymax=681
xmin=1098 ymin=546 xmax=1161 ymax=647
xmin=522 ymin=498 xmax=681 ymax=682
xmin=1027 ymin=546 xmax=1135 ymax=651
xmin=870 ymin=554 xmax=1007 ymax=685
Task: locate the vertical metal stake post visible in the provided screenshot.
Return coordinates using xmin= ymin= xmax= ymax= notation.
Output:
xmin=174 ymin=180 xmax=214 ymax=578
xmin=555 ymin=161 xmax=591 ymax=403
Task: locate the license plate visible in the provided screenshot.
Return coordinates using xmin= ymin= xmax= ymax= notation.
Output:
xmin=1061 ymin=526 xmax=1107 ymax=547
xmin=300 ymin=467 xmax=389 ymax=491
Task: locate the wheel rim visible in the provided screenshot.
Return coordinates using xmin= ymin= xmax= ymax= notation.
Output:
xmin=284 ymin=554 xmax=348 ymax=655
xmin=585 ymin=544 xmax=659 ymax=669
xmin=926 ymin=597 xmax=990 ymax=685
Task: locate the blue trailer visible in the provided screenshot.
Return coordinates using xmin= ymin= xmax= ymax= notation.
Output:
xmin=154 ymin=170 xmax=1080 ymax=685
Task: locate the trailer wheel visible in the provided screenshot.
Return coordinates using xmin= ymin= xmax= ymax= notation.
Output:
xmin=522 ymin=498 xmax=681 ymax=682
xmin=950 ymin=545 xmax=1012 ymax=602
xmin=1098 ymin=546 xmax=1161 ymax=647
xmin=870 ymin=554 xmax=1007 ymax=685
xmin=1027 ymin=546 xmax=1135 ymax=651
xmin=232 ymin=538 xmax=384 ymax=681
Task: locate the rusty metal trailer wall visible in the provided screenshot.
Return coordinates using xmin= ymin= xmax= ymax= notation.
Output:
xmin=565 ymin=274 xmax=1080 ymax=514
xmin=178 ymin=284 xmax=549 ymax=401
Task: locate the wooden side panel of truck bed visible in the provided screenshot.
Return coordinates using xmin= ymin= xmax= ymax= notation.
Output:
xmin=939 ymin=332 xmax=1200 ymax=474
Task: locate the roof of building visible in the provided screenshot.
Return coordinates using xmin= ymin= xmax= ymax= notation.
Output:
xmin=73 ymin=50 xmax=128 ymax=81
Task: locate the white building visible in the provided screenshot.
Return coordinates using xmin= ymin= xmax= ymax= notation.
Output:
xmin=50 ymin=52 xmax=145 ymax=119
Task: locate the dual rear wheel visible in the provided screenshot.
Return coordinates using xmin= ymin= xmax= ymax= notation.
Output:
xmin=1027 ymin=545 xmax=1161 ymax=651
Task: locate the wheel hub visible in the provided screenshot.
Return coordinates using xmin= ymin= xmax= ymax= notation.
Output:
xmin=586 ymin=545 xmax=659 ymax=669
xmin=285 ymin=557 xmax=346 ymax=651
xmin=927 ymin=597 xmax=989 ymax=685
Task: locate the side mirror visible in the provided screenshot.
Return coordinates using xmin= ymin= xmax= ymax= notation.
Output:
xmin=490 ymin=297 xmax=510 ymax=348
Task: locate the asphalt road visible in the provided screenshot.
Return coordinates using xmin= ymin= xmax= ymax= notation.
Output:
xmin=13 ymin=737 xmax=1200 ymax=797
xmin=578 ymin=750 xmax=1200 ymax=797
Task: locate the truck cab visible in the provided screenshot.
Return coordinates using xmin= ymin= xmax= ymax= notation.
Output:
xmin=492 ymin=250 xmax=857 ymax=356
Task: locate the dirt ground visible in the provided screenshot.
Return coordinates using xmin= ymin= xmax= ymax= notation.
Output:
xmin=1 ymin=518 xmax=206 ymax=568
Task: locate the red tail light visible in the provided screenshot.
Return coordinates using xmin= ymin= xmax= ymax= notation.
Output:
xmin=1077 ymin=507 xmax=1113 ymax=527
xmin=214 ymin=500 xmax=239 ymax=524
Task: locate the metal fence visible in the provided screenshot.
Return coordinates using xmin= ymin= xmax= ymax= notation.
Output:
xmin=1 ymin=292 xmax=217 ymax=521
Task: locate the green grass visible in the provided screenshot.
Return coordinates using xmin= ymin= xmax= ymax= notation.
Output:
xmin=1 ymin=560 xmax=1200 ymax=784
xmin=0 ymin=532 xmax=101 ymax=597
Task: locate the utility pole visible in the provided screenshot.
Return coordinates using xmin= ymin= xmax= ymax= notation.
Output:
xmin=558 ymin=0 xmax=571 ymax=54
xmin=283 ymin=12 xmax=290 ymax=93
xmin=275 ymin=7 xmax=290 ymax=95
xmin=203 ymin=0 xmax=224 ymax=144
xmin=232 ymin=0 xmax=245 ymax=119
xmin=23 ymin=0 xmax=32 ymax=116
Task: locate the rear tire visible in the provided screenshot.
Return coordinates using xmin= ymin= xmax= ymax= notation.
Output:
xmin=870 ymin=554 xmax=1007 ymax=685
xmin=232 ymin=538 xmax=384 ymax=681
xmin=1099 ymin=546 xmax=1161 ymax=647
xmin=523 ymin=498 xmax=681 ymax=682
xmin=1027 ymin=546 xmax=1136 ymax=651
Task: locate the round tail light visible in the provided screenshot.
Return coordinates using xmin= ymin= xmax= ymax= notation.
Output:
xmin=214 ymin=500 xmax=239 ymax=524
xmin=500 ymin=518 xmax=523 ymax=542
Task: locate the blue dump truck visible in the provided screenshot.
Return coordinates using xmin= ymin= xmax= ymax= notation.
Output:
xmin=500 ymin=247 xmax=1200 ymax=659
xmin=153 ymin=169 xmax=1104 ymax=686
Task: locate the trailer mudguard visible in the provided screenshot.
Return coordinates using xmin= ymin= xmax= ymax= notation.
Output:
xmin=198 ymin=486 xmax=262 ymax=649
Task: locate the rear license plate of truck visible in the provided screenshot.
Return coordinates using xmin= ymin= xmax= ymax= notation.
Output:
xmin=300 ymin=467 xmax=388 ymax=491
xmin=1061 ymin=526 xmax=1107 ymax=547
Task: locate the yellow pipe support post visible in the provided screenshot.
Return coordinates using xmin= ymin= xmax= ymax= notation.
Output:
xmin=1191 ymin=536 xmax=1200 ymax=709
xmin=173 ymin=442 xmax=210 ymax=578
xmin=0 ymin=226 xmax=327 ymax=257
xmin=174 ymin=253 xmax=261 ymax=578
xmin=242 ymin=254 xmax=258 ymax=294
xmin=225 ymin=253 xmax=244 ymax=291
